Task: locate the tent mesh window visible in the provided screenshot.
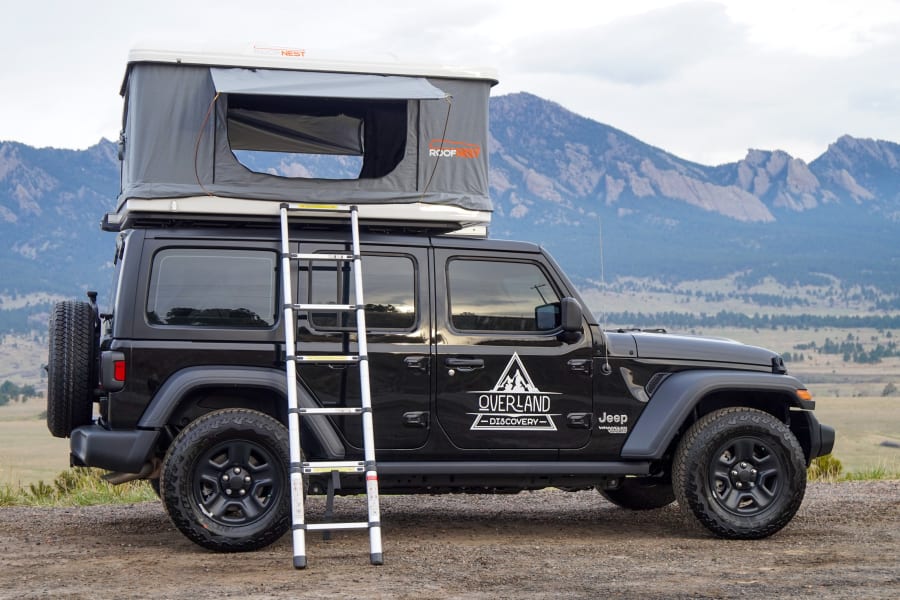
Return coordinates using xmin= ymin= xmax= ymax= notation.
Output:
xmin=225 ymin=94 xmax=407 ymax=180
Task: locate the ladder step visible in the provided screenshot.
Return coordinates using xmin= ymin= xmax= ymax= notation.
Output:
xmin=290 ymin=253 xmax=354 ymax=261
xmin=284 ymin=203 xmax=351 ymax=213
xmin=307 ymin=522 xmax=369 ymax=531
xmin=292 ymin=303 xmax=356 ymax=311
xmin=293 ymin=355 xmax=360 ymax=364
xmin=297 ymin=407 xmax=363 ymax=416
xmin=302 ymin=460 xmax=365 ymax=473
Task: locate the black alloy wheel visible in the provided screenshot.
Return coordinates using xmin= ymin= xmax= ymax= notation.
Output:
xmin=161 ymin=408 xmax=291 ymax=552
xmin=673 ymin=407 xmax=807 ymax=539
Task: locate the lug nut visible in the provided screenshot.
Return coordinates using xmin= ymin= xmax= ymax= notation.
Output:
xmin=735 ymin=482 xmax=743 ymax=489
xmin=740 ymin=462 xmax=747 ymax=468
xmin=751 ymin=469 xmax=757 ymax=476
xmin=233 ymin=467 xmax=241 ymax=474
xmin=244 ymin=476 xmax=251 ymax=483
xmin=222 ymin=474 xmax=230 ymax=482
xmin=239 ymin=489 xmax=246 ymax=496
xmin=225 ymin=489 xmax=232 ymax=495
xmin=731 ymin=470 xmax=738 ymax=477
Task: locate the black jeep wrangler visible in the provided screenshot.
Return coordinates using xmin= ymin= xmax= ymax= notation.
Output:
xmin=45 ymin=46 xmax=833 ymax=554
xmin=46 ymin=222 xmax=834 ymax=552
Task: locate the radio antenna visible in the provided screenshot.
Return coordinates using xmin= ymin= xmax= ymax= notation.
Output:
xmin=597 ymin=213 xmax=612 ymax=375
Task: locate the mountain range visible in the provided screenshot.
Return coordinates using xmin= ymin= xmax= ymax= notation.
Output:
xmin=1 ymin=92 xmax=899 ymax=332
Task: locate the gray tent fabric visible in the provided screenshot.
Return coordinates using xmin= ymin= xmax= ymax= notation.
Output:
xmin=227 ymin=110 xmax=364 ymax=155
xmin=210 ymin=67 xmax=448 ymax=100
xmin=118 ymin=59 xmax=493 ymax=212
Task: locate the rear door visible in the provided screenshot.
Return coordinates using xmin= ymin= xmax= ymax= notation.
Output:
xmin=433 ymin=248 xmax=594 ymax=453
xmin=296 ymin=242 xmax=431 ymax=451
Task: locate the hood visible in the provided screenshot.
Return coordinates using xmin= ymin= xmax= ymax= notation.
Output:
xmin=605 ymin=331 xmax=781 ymax=370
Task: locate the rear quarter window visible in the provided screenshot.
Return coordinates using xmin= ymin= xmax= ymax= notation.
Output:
xmin=146 ymin=248 xmax=277 ymax=328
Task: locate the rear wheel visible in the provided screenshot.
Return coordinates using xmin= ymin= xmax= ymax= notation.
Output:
xmin=160 ymin=408 xmax=291 ymax=552
xmin=46 ymin=300 xmax=97 ymax=438
xmin=599 ymin=477 xmax=675 ymax=510
xmin=673 ymin=407 xmax=806 ymax=539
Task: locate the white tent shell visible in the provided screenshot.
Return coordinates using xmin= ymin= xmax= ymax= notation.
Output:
xmin=107 ymin=46 xmax=498 ymax=234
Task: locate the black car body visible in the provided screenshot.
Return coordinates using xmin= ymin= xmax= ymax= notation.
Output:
xmin=48 ymin=223 xmax=834 ymax=551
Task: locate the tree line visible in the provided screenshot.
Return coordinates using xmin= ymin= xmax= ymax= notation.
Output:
xmin=0 ymin=380 xmax=40 ymax=406
xmin=602 ymin=311 xmax=900 ymax=331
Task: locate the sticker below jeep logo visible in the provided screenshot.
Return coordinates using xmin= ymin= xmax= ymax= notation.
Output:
xmin=467 ymin=353 xmax=560 ymax=431
xmin=597 ymin=412 xmax=629 ymax=434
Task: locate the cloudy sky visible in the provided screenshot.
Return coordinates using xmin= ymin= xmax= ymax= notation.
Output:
xmin=2 ymin=0 xmax=899 ymax=165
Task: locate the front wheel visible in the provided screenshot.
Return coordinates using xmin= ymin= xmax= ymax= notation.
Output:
xmin=160 ymin=408 xmax=291 ymax=552
xmin=673 ymin=407 xmax=807 ymax=539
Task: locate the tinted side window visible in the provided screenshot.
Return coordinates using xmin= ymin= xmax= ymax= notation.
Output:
xmin=146 ymin=249 xmax=277 ymax=327
xmin=448 ymin=259 xmax=560 ymax=332
xmin=305 ymin=254 xmax=416 ymax=330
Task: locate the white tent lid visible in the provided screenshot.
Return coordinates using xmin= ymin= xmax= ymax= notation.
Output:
xmin=210 ymin=67 xmax=448 ymax=100
xmin=125 ymin=44 xmax=498 ymax=85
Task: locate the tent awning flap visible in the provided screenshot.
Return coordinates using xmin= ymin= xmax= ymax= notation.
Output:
xmin=210 ymin=67 xmax=449 ymax=100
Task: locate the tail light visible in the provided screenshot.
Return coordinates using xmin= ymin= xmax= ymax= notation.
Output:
xmin=100 ymin=351 xmax=126 ymax=392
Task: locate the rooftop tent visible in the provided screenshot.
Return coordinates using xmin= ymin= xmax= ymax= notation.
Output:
xmin=115 ymin=47 xmax=498 ymax=229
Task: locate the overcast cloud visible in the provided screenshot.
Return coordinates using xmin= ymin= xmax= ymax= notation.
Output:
xmin=1 ymin=0 xmax=899 ymax=165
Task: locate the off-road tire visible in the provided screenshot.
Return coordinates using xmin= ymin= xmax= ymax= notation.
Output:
xmin=673 ymin=407 xmax=806 ymax=539
xmin=46 ymin=300 xmax=97 ymax=438
xmin=160 ymin=408 xmax=291 ymax=552
xmin=599 ymin=477 xmax=675 ymax=510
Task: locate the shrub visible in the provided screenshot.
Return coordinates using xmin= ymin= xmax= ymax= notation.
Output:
xmin=0 ymin=468 xmax=156 ymax=506
xmin=807 ymin=454 xmax=844 ymax=481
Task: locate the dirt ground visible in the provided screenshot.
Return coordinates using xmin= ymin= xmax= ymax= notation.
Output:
xmin=0 ymin=480 xmax=897 ymax=599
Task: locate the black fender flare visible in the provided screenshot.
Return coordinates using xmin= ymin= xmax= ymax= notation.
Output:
xmin=620 ymin=370 xmax=808 ymax=460
xmin=138 ymin=365 xmax=345 ymax=459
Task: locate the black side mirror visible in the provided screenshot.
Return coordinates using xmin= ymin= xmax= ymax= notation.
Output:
xmin=560 ymin=297 xmax=582 ymax=333
xmin=535 ymin=297 xmax=583 ymax=341
xmin=534 ymin=302 xmax=560 ymax=331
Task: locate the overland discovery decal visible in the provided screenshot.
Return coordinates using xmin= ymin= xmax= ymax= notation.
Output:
xmin=467 ymin=353 xmax=560 ymax=431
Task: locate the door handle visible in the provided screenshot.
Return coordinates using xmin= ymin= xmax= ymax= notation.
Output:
xmin=444 ymin=357 xmax=484 ymax=372
xmin=404 ymin=356 xmax=429 ymax=372
xmin=567 ymin=359 xmax=592 ymax=374
xmin=402 ymin=411 xmax=429 ymax=428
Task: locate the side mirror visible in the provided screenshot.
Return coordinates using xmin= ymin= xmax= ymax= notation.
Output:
xmin=534 ymin=297 xmax=583 ymax=337
xmin=560 ymin=297 xmax=583 ymax=333
xmin=534 ymin=302 xmax=560 ymax=331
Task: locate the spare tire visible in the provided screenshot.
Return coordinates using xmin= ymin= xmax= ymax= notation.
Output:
xmin=46 ymin=300 xmax=97 ymax=438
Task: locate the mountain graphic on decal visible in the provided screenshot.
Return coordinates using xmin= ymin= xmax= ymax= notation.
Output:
xmin=492 ymin=353 xmax=539 ymax=393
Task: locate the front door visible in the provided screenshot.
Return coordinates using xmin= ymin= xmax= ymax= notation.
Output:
xmin=433 ymin=250 xmax=594 ymax=453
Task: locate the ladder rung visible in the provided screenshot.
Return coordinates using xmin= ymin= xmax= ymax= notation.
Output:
xmin=291 ymin=253 xmax=354 ymax=261
xmin=307 ymin=522 xmax=369 ymax=531
xmin=302 ymin=460 xmax=365 ymax=473
xmin=297 ymin=407 xmax=363 ymax=416
xmin=292 ymin=303 xmax=356 ymax=311
xmin=284 ymin=203 xmax=351 ymax=213
xmin=292 ymin=355 xmax=359 ymax=363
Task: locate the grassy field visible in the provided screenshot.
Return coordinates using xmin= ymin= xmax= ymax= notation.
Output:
xmin=0 ymin=399 xmax=70 ymax=487
xmin=1 ymin=327 xmax=897 ymax=486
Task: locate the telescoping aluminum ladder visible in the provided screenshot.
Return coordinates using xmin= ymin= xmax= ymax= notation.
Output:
xmin=278 ymin=203 xmax=383 ymax=569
